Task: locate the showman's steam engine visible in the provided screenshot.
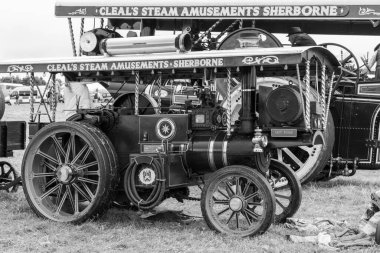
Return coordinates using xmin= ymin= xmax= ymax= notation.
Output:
xmin=0 ymin=2 xmax=341 ymax=237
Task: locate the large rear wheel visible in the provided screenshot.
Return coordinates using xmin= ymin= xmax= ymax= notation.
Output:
xmin=22 ymin=121 xmax=118 ymax=223
xmin=222 ymin=77 xmax=335 ymax=183
xmin=201 ymin=165 xmax=275 ymax=237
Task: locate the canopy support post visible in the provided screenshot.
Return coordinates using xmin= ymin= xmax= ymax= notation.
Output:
xmin=68 ymin=18 xmax=77 ymax=57
xmin=321 ymin=64 xmax=327 ymax=130
xmin=51 ymin=74 xmax=57 ymax=122
xmin=29 ymin=73 xmax=35 ymax=123
xmin=305 ymin=60 xmax=311 ymax=130
xmin=227 ymin=68 xmax=232 ymax=137
xmin=134 ymin=71 xmax=140 ymax=116
xmin=157 ymin=72 xmax=162 ymax=114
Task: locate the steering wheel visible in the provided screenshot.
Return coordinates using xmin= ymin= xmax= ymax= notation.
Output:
xmin=319 ymin=43 xmax=360 ymax=91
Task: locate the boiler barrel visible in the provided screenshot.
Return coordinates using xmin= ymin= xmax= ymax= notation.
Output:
xmin=186 ymin=131 xmax=266 ymax=175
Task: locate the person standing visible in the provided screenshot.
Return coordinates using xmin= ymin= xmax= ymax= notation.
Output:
xmin=287 ymin=27 xmax=317 ymax=47
xmin=364 ymin=43 xmax=380 ymax=79
xmin=15 ymin=92 xmax=19 ymax=105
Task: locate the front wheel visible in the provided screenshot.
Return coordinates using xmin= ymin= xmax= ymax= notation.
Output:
xmin=22 ymin=121 xmax=118 ymax=223
xmin=201 ymin=165 xmax=275 ymax=237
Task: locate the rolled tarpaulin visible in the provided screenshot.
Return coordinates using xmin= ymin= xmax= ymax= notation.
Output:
xmin=99 ymin=33 xmax=192 ymax=56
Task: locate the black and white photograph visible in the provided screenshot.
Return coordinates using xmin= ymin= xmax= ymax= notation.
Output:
xmin=1 ymin=0 xmax=380 ymax=252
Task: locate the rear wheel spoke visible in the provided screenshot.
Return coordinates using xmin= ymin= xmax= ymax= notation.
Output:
xmin=66 ymin=185 xmax=75 ymax=213
xmin=80 ymin=182 xmax=95 ymax=199
xmin=71 ymin=134 xmax=76 ymax=161
xmin=72 ymin=183 xmax=92 ymax=202
xmin=56 ymin=189 xmax=69 ymax=213
xmin=80 ymin=148 xmax=92 ymax=165
xmin=45 ymin=178 xmax=57 ymax=188
xmin=55 ymin=184 xmax=63 ymax=206
xmin=51 ymin=135 xmax=65 ymax=161
xmin=77 ymin=161 xmax=98 ymax=171
xmin=83 ymin=171 xmax=99 ymax=176
xmin=40 ymin=184 xmax=60 ymax=200
xmin=78 ymin=177 xmax=98 ymax=185
xmin=283 ymin=148 xmax=303 ymax=167
xmin=74 ymin=188 xmax=79 ymax=213
xmin=37 ymin=150 xmax=59 ymax=165
xmin=33 ymin=172 xmax=55 ymax=178
xmin=65 ymin=134 xmax=73 ymax=164
xmin=54 ymin=146 xmax=62 ymax=165
xmin=71 ymin=144 xmax=89 ymax=165
xmin=44 ymin=161 xmax=57 ymax=172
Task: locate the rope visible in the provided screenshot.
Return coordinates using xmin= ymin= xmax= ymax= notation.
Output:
xmin=194 ymin=19 xmax=222 ymax=45
xmin=321 ymin=65 xmax=326 ymax=130
xmin=29 ymin=73 xmax=35 ymax=122
xmin=67 ymin=18 xmax=77 ymax=57
xmin=239 ymin=19 xmax=243 ymax=29
xmin=135 ymin=71 xmax=140 ymax=115
xmin=296 ymin=64 xmax=307 ymax=129
xmin=227 ymin=68 xmax=232 ymax=137
xmin=157 ymin=72 xmax=162 ymax=114
xmin=305 ymin=60 xmax=311 ymax=129
xmin=100 ymin=18 xmax=104 ymax=28
xmin=78 ymin=18 xmax=85 ymax=56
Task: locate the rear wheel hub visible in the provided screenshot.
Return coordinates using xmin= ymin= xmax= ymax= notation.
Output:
xmin=56 ymin=165 xmax=74 ymax=183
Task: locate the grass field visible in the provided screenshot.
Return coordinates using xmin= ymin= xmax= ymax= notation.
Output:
xmin=1 ymin=104 xmax=380 ymax=253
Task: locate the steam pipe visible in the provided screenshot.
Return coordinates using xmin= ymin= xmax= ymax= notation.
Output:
xmin=240 ymin=66 xmax=256 ymax=134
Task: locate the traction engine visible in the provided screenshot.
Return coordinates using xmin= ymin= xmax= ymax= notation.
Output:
xmin=14 ymin=22 xmax=339 ymax=237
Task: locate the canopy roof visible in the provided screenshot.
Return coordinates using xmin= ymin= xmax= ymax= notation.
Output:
xmin=55 ymin=0 xmax=380 ymax=20
xmin=0 ymin=46 xmax=340 ymax=74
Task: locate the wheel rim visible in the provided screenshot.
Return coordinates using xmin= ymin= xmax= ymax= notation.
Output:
xmin=269 ymin=169 xmax=293 ymax=217
xmin=24 ymin=130 xmax=100 ymax=221
xmin=319 ymin=43 xmax=360 ymax=88
xmin=274 ymin=145 xmax=322 ymax=181
xmin=206 ymin=175 xmax=269 ymax=235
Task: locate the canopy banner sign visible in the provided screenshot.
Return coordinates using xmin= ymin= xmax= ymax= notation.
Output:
xmin=0 ymin=54 xmax=300 ymax=73
xmin=55 ymin=5 xmax=380 ymax=19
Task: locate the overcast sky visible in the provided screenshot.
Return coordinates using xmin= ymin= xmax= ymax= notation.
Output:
xmin=0 ymin=1 xmax=379 ymax=64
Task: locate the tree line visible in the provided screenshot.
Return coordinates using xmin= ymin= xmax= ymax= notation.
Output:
xmin=0 ymin=76 xmax=47 ymax=86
